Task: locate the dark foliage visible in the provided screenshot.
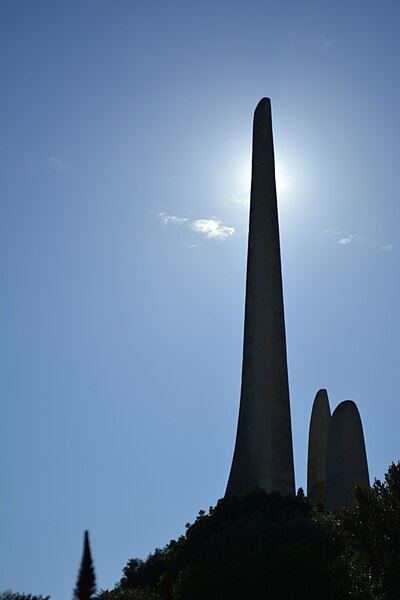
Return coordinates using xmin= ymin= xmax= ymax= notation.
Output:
xmin=0 ymin=593 xmax=50 ymax=600
xmin=340 ymin=462 xmax=400 ymax=600
xmin=97 ymin=464 xmax=400 ymax=600
xmin=104 ymin=489 xmax=347 ymax=600
xmin=161 ymin=489 xmax=348 ymax=600
xmin=74 ymin=531 xmax=97 ymax=600
xmin=120 ymin=550 xmax=168 ymax=592
xmin=96 ymin=589 xmax=156 ymax=600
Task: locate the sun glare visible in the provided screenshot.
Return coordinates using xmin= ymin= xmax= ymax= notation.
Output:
xmin=230 ymin=154 xmax=292 ymax=207
xmin=239 ymin=159 xmax=289 ymax=194
xmin=275 ymin=161 xmax=289 ymax=194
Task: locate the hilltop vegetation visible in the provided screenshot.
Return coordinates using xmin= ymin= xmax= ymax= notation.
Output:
xmin=3 ymin=464 xmax=399 ymax=600
xmin=97 ymin=462 xmax=400 ymax=600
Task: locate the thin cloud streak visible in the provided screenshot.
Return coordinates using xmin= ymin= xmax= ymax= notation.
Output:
xmin=323 ymin=38 xmax=336 ymax=53
xmin=322 ymin=229 xmax=362 ymax=245
xmin=339 ymin=234 xmax=364 ymax=245
xmin=158 ymin=211 xmax=189 ymax=226
xmin=322 ymin=227 xmax=341 ymax=236
xmin=230 ymin=192 xmax=249 ymax=206
xmin=339 ymin=235 xmax=354 ymax=245
xmin=157 ymin=211 xmax=235 ymax=241
xmin=191 ymin=219 xmax=235 ymax=240
xmin=48 ymin=157 xmax=68 ymax=171
xmin=321 ymin=228 xmax=396 ymax=251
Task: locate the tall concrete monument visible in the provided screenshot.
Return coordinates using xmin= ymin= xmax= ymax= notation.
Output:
xmin=226 ymin=98 xmax=295 ymax=497
xmin=307 ymin=389 xmax=331 ymax=504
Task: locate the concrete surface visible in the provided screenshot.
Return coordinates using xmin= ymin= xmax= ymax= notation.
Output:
xmin=226 ymin=98 xmax=295 ymax=497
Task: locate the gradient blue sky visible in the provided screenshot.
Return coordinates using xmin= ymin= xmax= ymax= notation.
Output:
xmin=1 ymin=1 xmax=399 ymax=598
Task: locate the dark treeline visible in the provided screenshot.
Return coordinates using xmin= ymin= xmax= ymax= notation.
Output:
xmin=97 ymin=462 xmax=400 ymax=600
xmin=0 ymin=594 xmax=50 ymax=600
xmin=3 ymin=463 xmax=399 ymax=600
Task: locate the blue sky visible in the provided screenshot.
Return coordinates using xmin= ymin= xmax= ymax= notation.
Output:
xmin=1 ymin=1 xmax=399 ymax=598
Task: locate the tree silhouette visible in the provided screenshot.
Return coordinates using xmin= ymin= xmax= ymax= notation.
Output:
xmin=74 ymin=531 xmax=96 ymax=600
xmin=0 ymin=593 xmax=50 ymax=600
xmin=341 ymin=462 xmax=400 ymax=599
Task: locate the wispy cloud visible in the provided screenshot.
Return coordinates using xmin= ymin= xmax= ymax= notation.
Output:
xmin=339 ymin=234 xmax=362 ymax=245
xmin=48 ymin=157 xmax=68 ymax=171
xmin=381 ymin=243 xmax=395 ymax=251
xmin=156 ymin=211 xmax=235 ymax=241
xmin=191 ymin=219 xmax=235 ymax=240
xmin=230 ymin=192 xmax=249 ymax=206
xmin=323 ymin=38 xmax=336 ymax=53
xmin=157 ymin=211 xmax=189 ymax=226
xmin=321 ymin=228 xmax=396 ymax=251
xmin=322 ymin=227 xmax=341 ymax=236
xmin=322 ymin=229 xmax=362 ymax=245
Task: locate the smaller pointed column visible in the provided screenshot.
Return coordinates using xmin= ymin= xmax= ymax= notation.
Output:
xmin=325 ymin=401 xmax=370 ymax=509
xmin=307 ymin=389 xmax=331 ymax=504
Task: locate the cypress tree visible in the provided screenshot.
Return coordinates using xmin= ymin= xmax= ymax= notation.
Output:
xmin=74 ymin=531 xmax=96 ymax=600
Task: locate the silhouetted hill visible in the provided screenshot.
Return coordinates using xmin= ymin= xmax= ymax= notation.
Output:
xmin=96 ymin=463 xmax=400 ymax=600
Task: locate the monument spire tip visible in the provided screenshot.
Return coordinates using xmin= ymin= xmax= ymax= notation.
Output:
xmin=254 ymin=98 xmax=272 ymax=121
xmin=256 ymin=97 xmax=271 ymax=108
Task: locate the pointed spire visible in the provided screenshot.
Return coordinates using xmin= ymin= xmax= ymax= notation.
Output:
xmin=74 ymin=531 xmax=96 ymax=600
xmin=307 ymin=389 xmax=331 ymax=503
xmin=226 ymin=98 xmax=295 ymax=497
